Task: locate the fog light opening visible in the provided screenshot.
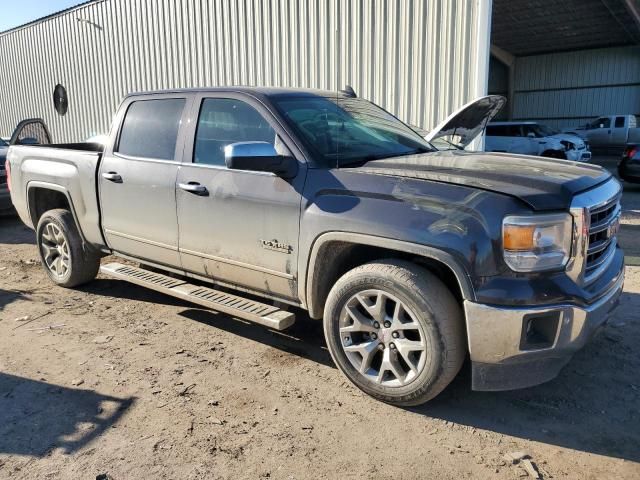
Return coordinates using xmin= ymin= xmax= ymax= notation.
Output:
xmin=520 ymin=312 xmax=560 ymax=351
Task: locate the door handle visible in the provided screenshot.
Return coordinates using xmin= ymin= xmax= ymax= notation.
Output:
xmin=178 ymin=182 xmax=208 ymax=196
xmin=102 ymin=171 xmax=122 ymax=183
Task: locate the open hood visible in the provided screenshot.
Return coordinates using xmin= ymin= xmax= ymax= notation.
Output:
xmin=425 ymin=95 xmax=506 ymax=149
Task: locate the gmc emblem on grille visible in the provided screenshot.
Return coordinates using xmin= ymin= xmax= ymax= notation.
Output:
xmin=607 ymin=217 xmax=620 ymax=238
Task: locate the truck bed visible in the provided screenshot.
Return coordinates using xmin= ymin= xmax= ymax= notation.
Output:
xmin=6 ymin=143 xmax=105 ymax=249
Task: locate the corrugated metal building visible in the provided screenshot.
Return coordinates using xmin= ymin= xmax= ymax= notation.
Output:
xmin=0 ymin=0 xmax=491 ymax=142
xmin=489 ymin=0 xmax=640 ymax=131
xmin=511 ymin=46 xmax=640 ymax=130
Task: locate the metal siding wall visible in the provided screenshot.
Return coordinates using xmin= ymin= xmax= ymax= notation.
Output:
xmin=512 ymin=46 xmax=640 ymax=130
xmin=0 ymin=0 xmax=488 ymax=142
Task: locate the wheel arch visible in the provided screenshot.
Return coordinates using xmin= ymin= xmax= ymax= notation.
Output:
xmin=541 ymin=149 xmax=566 ymax=159
xmin=27 ymin=182 xmax=88 ymax=243
xmin=303 ymin=232 xmax=475 ymax=320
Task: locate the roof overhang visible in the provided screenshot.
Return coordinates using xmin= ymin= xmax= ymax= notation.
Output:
xmin=492 ymin=0 xmax=640 ymax=56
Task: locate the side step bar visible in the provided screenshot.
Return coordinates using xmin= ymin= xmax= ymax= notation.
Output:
xmin=99 ymin=262 xmax=296 ymax=331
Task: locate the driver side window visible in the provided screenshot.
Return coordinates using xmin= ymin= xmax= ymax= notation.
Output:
xmin=194 ymin=98 xmax=276 ymax=166
xmin=592 ymin=117 xmax=611 ymax=129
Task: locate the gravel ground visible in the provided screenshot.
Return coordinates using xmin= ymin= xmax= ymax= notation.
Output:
xmin=0 ymin=156 xmax=639 ymax=479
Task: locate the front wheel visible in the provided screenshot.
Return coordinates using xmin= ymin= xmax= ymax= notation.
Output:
xmin=36 ymin=209 xmax=101 ymax=288
xmin=323 ymin=259 xmax=465 ymax=406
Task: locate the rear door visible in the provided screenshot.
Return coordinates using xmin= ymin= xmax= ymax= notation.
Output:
xmin=176 ymin=92 xmax=307 ymax=301
xmin=98 ymin=94 xmax=192 ymax=268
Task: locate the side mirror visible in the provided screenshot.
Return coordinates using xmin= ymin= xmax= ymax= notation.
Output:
xmin=599 ymin=124 xmax=604 ymax=129
xmin=18 ymin=137 xmax=40 ymax=145
xmin=224 ymin=142 xmax=298 ymax=179
xmin=526 ymin=132 xmax=536 ymax=138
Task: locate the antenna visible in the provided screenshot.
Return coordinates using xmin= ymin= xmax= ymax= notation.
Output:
xmin=340 ymin=85 xmax=357 ymax=98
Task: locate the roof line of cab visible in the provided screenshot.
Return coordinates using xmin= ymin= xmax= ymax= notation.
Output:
xmin=124 ymin=86 xmax=347 ymax=99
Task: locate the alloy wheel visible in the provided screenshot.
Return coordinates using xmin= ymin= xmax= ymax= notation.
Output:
xmin=339 ymin=289 xmax=427 ymax=387
xmin=40 ymin=222 xmax=70 ymax=278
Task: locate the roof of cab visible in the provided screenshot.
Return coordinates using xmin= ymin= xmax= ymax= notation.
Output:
xmin=125 ymin=86 xmax=348 ymax=99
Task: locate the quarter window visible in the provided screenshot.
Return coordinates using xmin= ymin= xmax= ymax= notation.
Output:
xmin=117 ymin=98 xmax=186 ymax=160
xmin=194 ymin=98 xmax=276 ymax=166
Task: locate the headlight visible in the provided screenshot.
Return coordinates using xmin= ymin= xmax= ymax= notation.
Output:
xmin=502 ymin=213 xmax=573 ymax=272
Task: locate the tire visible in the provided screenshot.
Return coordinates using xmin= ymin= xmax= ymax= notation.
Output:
xmin=542 ymin=150 xmax=566 ymax=160
xmin=36 ymin=209 xmax=101 ymax=288
xmin=323 ymin=259 xmax=465 ymax=406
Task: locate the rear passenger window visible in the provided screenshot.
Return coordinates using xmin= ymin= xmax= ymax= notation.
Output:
xmin=117 ymin=98 xmax=186 ymax=160
xmin=194 ymin=98 xmax=276 ymax=166
xmin=487 ymin=126 xmax=507 ymax=136
xmin=615 ymin=116 xmax=625 ymax=128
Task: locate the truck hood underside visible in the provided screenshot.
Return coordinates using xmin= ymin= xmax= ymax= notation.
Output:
xmin=357 ymin=151 xmax=611 ymax=210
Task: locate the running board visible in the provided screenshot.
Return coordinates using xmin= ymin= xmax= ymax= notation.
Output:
xmin=99 ymin=262 xmax=296 ymax=330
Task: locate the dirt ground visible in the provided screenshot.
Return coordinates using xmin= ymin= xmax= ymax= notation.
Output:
xmin=1 ymin=170 xmax=639 ymax=479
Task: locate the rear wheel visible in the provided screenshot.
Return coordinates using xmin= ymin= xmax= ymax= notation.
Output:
xmin=323 ymin=259 xmax=465 ymax=406
xmin=36 ymin=209 xmax=101 ymax=287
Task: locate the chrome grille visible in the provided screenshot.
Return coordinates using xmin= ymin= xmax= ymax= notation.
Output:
xmin=584 ymin=193 xmax=620 ymax=282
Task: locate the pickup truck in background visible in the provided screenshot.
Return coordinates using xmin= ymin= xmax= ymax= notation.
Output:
xmin=565 ymin=115 xmax=640 ymax=152
xmin=5 ymin=88 xmax=624 ymax=406
xmin=485 ymin=121 xmax=591 ymax=162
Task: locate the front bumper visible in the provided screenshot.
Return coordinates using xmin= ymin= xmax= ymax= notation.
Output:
xmin=619 ymin=161 xmax=640 ymax=183
xmin=464 ymin=267 xmax=624 ymax=391
xmin=566 ymin=149 xmax=592 ymax=162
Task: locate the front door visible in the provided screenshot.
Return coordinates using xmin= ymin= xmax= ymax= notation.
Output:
xmin=586 ymin=117 xmax=612 ymax=147
xmin=99 ymin=95 xmax=191 ymax=267
xmin=176 ymin=93 xmax=307 ymax=301
xmin=610 ymin=116 xmax=628 ymax=147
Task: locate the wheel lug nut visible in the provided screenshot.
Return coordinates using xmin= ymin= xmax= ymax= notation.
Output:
xmin=371 ymin=333 xmax=377 ymax=340
xmin=384 ymin=321 xmax=391 ymax=328
xmin=389 ymin=342 xmax=396 ymax=350
xmin=373 ymin=322 xmax=380 ymax=329
xmin=378 ymin=344 xmax=385 ymax=351
xmin=392 ymin=331 xmax=399 ymax=339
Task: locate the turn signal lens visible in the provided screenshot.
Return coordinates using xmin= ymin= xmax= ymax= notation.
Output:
xmin=503 ymin=225 xmax=536 ymax=251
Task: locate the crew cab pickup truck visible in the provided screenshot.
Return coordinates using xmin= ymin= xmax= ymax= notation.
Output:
xmin=6 ymin=88 xmax=624 ymax=406
xmin=565 ymin=114 xmax=640 ymax=151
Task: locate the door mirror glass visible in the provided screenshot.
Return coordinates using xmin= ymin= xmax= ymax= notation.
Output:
xmin=526 ymin=132 xmax=536 ymax=138
xmin=225 ymin=141 xmax=298 ymax=178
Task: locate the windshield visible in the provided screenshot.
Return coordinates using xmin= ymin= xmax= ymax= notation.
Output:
xmin=531 ymin=124 xmax=558 ymax=136
xmin=273 ymin=95 xmax=434 ymax=167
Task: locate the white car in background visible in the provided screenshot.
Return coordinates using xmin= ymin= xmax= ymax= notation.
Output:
xmin=485 ymin=121 xmax=591 ymax=162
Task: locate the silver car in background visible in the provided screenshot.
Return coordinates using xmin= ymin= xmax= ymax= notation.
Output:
xmin=486 ymin=121 xmax=591 ymax=162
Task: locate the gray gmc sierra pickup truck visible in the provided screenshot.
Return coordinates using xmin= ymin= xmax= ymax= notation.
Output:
xmin=6 ymin=88 xmax=624 ymax=406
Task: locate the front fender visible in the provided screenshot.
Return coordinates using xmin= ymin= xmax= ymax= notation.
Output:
xmin=302 ymin=231 xmax=476 ymax=318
